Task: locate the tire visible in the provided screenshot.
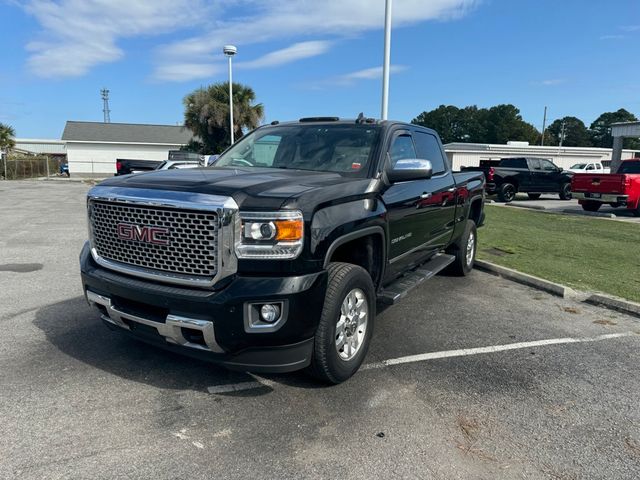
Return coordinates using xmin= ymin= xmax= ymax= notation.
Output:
xmin=581 ymin=201 xmax=601 ymax=212
xmin=308 ymin=263 xmax=375 ymax=384
xmin=559 ymin=182 xmax=572 ymax=200
xmin=446 ymin=220 xmax=477 ymax=276
xmin=497 ymin=183 xmax=517 ymax=203
xmin=527 ymin=193 xmax=541 ymax=200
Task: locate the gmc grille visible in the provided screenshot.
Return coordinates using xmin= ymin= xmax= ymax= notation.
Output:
xmin=89 ymin=200 xmax=218 ymax=278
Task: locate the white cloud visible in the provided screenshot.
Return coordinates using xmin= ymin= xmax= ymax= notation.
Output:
xmin=237 ymin=41 xmax=333 ymax=69
xmin=533 ymin=79 xmax=566 ymax=86
xmin=152 ymin=0 xmax=477 ymax=81
xmin=600 ymin=34 xmax=625 ymax=40
xmin=154 ymin=63 xmax=222 ymax=83
xmin=619 ymin=25 xmax=640 ymax=32
xmin=306 ymin=65 xmax=408 ymax=89
xmin=21 ymin=0 xmax=209 ymax=77
xmin=18 ymin=0 xmax=477 ymax=80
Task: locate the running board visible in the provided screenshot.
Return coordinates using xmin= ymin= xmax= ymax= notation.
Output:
xmin=377 ymin=253 xmax=455 ymax=305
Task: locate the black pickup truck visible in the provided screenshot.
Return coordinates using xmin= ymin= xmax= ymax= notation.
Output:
xmin=463 ymin=157 xmax=573 ymax=202
xmin=80 ymin=117 xmax=485 ymax=383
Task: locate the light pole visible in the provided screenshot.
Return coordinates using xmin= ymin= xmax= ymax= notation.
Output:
xmin=381 ymin=0 xmax=393 ymax=120
xmin=223 ymin=45 xmax=237 ymax=144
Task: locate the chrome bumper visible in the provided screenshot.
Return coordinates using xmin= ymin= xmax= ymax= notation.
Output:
xmin=573 ymin=192 xmax=628 ymax=203
xmin=86 ymin=290 xmax=224 ymax=353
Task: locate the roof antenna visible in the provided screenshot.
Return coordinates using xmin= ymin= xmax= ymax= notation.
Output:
xmin=356 ymin=112 xmax=365 ymax=124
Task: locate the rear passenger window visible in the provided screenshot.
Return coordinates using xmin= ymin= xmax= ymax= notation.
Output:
xmin=412 ymin=131 xmax=447 ymax=174
xmin=500 ymin=158 xmax=527 ymax=169
xmin=528 ymin=159 xmax=542 ymax=170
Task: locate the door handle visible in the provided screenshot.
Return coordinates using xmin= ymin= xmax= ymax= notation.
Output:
xmin=446 ymin=187 xmax=456 ymax=193
xmin=420 ymin=192 xmax=432 ymax=199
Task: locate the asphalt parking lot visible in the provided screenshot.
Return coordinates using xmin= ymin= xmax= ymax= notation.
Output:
xmin=1 ymin=181 xmax=640 ymax=479
xmin=492 ymin=193 xmax=640 ymax=223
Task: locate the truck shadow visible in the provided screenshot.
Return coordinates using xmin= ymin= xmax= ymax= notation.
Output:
xmin=33 ymin=296 xmax=324 ymax=394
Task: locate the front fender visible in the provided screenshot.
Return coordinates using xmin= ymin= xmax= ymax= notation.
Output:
xmin=310 ymin=198 xmax=387 ymax=264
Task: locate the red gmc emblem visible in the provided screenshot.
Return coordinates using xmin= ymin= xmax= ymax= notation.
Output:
xmin=116 ymin=223 xmax=170 ymax=245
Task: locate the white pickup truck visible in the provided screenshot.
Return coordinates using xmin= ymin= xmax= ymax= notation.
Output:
xmin=567 ymin=162 xmax=610 ymax=174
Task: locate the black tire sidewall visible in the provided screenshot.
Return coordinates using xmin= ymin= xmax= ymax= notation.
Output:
xmin=560 ymin=183 xmax=571 ymax=200
xmin=499 ymin=183 xmax=516 ymax=202
xmin=314 ymin=264 xmax=375 ymax=383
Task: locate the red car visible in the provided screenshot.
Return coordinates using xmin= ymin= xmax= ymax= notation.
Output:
xmin=571 ymin=159 xmax=640 ymax=216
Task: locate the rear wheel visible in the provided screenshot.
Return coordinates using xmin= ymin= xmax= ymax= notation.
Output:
xmin=498 ymin=183 xmax=517 ymax=203
xmin=581 ymin=201 xmax=601 ymax=212
xmin=308 ymin=263 xmax=375 ymax=384
xmin=559 ymin=182 xmax=572 ymax=200
xmin=527 ymin=193 xmax=541 ymax=200
xmin=446 ymin=220 xmax=477 ymax=276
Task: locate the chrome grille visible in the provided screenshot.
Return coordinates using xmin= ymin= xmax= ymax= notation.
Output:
xmin=89 ymin=200 xmax=218 ymax=278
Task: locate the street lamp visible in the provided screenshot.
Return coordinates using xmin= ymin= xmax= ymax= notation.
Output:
xmin=223 ymin=44 xmax=237 ymax=144
xmin=381 ymin=0 xmax=392 ymax=120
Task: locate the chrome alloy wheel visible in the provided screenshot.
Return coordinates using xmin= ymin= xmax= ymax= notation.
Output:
xmin=335 ymin=288 xmax=368 ymax=361
xmin=466 ymin=230 xmax=476 ymax=266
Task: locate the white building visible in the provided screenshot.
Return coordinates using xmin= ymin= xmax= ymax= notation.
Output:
xmin=444 ymin=142 xmax=638 ymax=172
xmin=62 ymin=121 xmax=194 ymax=177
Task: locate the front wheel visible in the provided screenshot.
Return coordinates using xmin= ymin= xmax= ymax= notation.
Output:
xmin=559 ymin=183 xmax=572 ymax=200
xmin=446 ymin=220 xmax=477 ymax=276
xmin=308 ymin=263 xmax=375 ymax=384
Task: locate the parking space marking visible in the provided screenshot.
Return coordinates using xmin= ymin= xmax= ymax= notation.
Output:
xmin=362 ymin=332 xmax=636 ymax=370
xmin=207 ymin=332 xmax=636 ymax=394
xmin=207 ymin=376 xmax=277 ymax=394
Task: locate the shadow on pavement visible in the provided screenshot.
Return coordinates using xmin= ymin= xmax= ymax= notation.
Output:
xmin=32 ymin=296 xmax=280 ymax=393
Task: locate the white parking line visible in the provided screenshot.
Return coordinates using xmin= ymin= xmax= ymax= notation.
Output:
xmin=361 ymin=332 xmax=636 ymax=370
xmin=207 ymin=332 xmax=637 ymax=393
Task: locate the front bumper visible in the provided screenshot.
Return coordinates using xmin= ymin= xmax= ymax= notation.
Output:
xmin=80 ymin=242 xmax=326 ymax=373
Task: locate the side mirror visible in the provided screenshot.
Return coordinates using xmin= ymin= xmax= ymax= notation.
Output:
xmin=387 ymin=159 xmax=433 ymax=183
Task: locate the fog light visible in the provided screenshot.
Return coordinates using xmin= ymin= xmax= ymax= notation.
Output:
xmin=260 ymin=304 xmax=281 ymax=323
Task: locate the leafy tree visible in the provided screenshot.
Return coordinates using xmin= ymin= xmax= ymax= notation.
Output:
xmin=547 ymin=116 xmax=592 ymax=147
xmin=412 ymin=105 xmax=485 ymax=144
xmin=0 ymin=123 xmax=16 ymax=152
xmin=412 ymin=104 xmax=539 ymax=144
xmin=589 ymin=108 xmax=639 ymax=149
xmin=183 ymin=82 xmax=264 ymax=153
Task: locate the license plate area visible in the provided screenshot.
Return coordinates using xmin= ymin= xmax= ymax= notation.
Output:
xmin=586 ymin=192 xmax=601 ymax=199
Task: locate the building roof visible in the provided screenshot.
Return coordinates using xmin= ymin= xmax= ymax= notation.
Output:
xmin=61 ymin=121 xmax=193 ymax=145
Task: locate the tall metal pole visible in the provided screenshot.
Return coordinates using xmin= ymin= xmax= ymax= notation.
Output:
xmin=541 ymin=106 xmax=547 ymax=146
xmin=228 ymin=56 xmax=234 ymax=145
xmin=381 ymin=0 xmax=392 ymax=120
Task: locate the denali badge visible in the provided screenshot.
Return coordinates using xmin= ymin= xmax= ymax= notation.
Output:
xmin=116 ymin=223 xmax=169 ymax=245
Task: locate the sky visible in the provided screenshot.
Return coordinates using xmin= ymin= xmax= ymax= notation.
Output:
xmin=1 ymin=0 xmax=639 ymax=139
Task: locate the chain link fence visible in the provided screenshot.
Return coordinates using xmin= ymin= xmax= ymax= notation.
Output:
xmin=1 ymin=154 xmax=66 ymax=180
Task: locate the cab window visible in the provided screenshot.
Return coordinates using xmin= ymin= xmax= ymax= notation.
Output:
xmin=389 ymin=134 xmax=417 ymax=167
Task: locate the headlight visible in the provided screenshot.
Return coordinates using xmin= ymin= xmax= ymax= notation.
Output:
xmin=236 ymin=211 xmax=304 ymax=259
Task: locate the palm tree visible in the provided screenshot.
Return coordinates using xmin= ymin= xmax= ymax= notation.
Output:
xmin=0 ymin=123 xmax=16 ymax=152
xmin=183 ymin=82 xmax=264 ymax=153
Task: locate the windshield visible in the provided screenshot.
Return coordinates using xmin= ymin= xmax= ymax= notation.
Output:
xmin=618 ymin=160 xmax=640 ymax=174
xmin=215 ymin=124 xmax=381 ymax=176
xmin=570 ymin=163 xmax=586 ymax=169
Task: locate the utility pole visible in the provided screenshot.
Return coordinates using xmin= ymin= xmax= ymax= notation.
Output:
xmin=381 ymin=0 xmax=393 ymax=120
xmin=101 ymin=88 xmax=111 ymax=123
xmin=541 ymin=106 xmax=547 ymax=146
xmin=559 ymin=120 xmax=566 ymax=147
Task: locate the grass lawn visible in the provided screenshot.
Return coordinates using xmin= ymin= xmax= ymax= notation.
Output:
xmin=477 ymin=205 xmax=640 ymax=303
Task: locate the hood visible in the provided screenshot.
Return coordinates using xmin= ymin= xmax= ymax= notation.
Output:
xmin=98 ymin=167 xmax=375 ymax=211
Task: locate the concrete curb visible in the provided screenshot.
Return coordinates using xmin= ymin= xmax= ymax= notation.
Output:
xmin=585 ymin=294 xmax=640 ymax=319
xmin=505 ymin=203 xmax=546 ymax=211
xmin=474 ymin=260 xmax=575 ymax=297
xmin=561 ymin=209 xmax=616 ymax=219
xmin=475 ymin=260 xmax=640 ymax=319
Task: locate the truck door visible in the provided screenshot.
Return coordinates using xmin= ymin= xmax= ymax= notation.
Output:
xmin=382 ymin=130 xmax=456 ymax=281
xmin=536 ymin=158 xmax=565 ymax=191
